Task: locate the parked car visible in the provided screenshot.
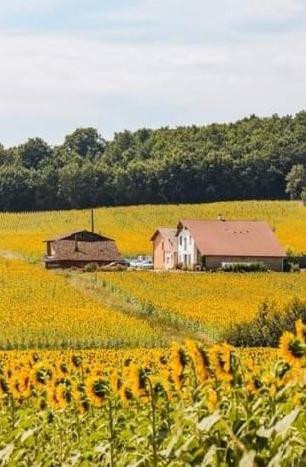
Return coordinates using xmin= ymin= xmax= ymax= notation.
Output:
xmin=137 ymin=259 xmax=153 ymax=269
xmin=107 ymin=259 xmax=130 ymax=267
xmin=129 ymin=256 xmax=153 ymax=269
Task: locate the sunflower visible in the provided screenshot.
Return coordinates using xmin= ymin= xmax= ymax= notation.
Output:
xmin=8 ymin=370 xmax=32 ymax=400
xmin=279 ymin=331 xmax=306 ymax=368
xmin=209 ymin=344 xmax=235 ymax=382
xmin=47 ymin=383 xmax=69 ymax=410
xmin=32 ymin=364 xmax=54 ymax=387
xmin=185 ymin=340 xmax=207 ymax=383
xmin=85 ymin=376 xmax=109 ymax=407
xmin=71 ymin=355 xmax=83 ymax=369
xmin=168 ymin=343 xmax=185 ymax=390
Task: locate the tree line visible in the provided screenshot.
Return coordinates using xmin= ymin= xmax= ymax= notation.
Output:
xmin=0 ymin=112 xmax=306 ymax=211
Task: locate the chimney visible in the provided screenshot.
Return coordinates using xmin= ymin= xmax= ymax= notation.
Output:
xmin=91 ymin=209 xmax=95 ymax=233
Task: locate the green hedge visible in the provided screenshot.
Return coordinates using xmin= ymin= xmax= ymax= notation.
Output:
xmin=224 ymin=298 xmax=306 ymax=347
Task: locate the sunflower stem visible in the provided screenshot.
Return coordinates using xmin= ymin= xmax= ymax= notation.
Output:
xmin=147 ymin=377 xmax=158 ymax=467
xmin=108 ymin=398 xmax=115 ymax=467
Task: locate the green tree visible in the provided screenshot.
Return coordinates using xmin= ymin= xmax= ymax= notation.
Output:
xmin=285 ymin=164 xmax=306 ymax=199
xmin=0 ymin=165 xmax=34 ymax=210
xmin=18 ymin=138 xmax=53 ymax=169
xmin=33 ymin=165 xmax=59 ymax=210
xmin=64 ymin=128 xmax=105 ymax=159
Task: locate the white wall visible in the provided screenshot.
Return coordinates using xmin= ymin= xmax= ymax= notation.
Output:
xmin=177 ymin=228 xmax=198 ymax=266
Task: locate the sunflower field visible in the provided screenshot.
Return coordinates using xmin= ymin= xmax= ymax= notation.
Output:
xmin=0 ymin=201 xmax=305 ymax=464
xmin=0 ymin=200 xmax=305 ymax=260
xmin=95 ymin=270 xmax=306 ymax=332
xmin=0 ymin=259 xmax=162 ymax=349
xmin=0 ymin=324 xmax=304 ymax=465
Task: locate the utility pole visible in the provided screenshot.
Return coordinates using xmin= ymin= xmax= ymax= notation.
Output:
xmin=74 ymin=233 xmax=79 ymax=252
xmin=91 ymin=208 xmax=95 ymax=233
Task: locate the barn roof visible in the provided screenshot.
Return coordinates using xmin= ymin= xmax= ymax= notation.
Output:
xmin=150 ymin=228 xmax=177 ymax=251
xmin=45 ymin=230 xmax=114 ymax=242
xmin=177 ymin=220 xmax=286 ymax=257
xmin=45 ymin=239 xmax=121 ymax=263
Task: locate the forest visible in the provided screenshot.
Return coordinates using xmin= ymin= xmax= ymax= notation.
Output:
xmin=0 ymin=111 xmax=306 ymax=211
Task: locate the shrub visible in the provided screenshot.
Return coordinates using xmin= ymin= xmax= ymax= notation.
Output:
xmin=291 ymin=263 xmax=301 ymax=272
xmin=221 ymin=261 xmax=268 ymax=272
xmin=83 ymin=262 xmax=99 ymax=272
xmin=224 ymin=298 xmax=306 ymax=347
xmin=283 ymin=260 xmax=300 ymax=272
xmin=99 ymin=264 xmax=127 ymax=272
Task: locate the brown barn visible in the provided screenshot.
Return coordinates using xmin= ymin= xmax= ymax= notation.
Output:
xmin=44 ymin=230 xmax=121 ymax=269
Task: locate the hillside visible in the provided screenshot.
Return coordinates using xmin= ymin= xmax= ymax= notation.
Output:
xmin=0 ymin=200 xmax=305 ymax=260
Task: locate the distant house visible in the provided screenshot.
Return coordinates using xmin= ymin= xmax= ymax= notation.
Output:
xmin=44 ymin=230 xmax=121 ymax=269
xmin=150 ymin=228 xmax=177 ymax=270
xmin=151 ymin=219 xmax=286 ymax=271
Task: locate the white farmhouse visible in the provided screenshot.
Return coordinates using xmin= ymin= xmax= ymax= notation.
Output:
xmin=176 ymin=219 xmax=286 ymax=270
xmin=151 ymin=218 xmax=286 ymax=271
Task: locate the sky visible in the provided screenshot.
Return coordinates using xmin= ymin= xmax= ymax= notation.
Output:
xmin=0 ymin=0 xmax=306 ymax=146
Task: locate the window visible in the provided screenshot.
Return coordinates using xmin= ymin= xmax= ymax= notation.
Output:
xmin=179 ymin=236 xmax=182 ymax=246
xmin=189 ymin=235 xmax=192 ymax=245
xmin=184 ymin=237 xmax=187 ymax=250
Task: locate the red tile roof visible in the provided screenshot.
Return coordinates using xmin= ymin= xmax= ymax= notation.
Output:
xmin=177 ymin=220 xmax=286 ymax=257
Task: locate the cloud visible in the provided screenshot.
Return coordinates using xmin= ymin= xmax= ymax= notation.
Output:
xmin=102 ymin=0 xmax=306 ymax=28
xmin=0 ymin=0 xmax=59 ymax=14
xmin=0 ymin=0 xmax=305 ymax=146
xmin=242 ymin=0 xmax=306 ymax=18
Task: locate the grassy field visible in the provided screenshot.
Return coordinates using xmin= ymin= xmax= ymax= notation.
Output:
xmin=0 ymin=200 xmax=305 ymax=260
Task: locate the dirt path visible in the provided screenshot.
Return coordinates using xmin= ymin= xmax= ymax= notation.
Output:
xmin=0 ymin=250 xmax=25 ymax=261
xmin=67 ymin=272 xmax=215 ymax=345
